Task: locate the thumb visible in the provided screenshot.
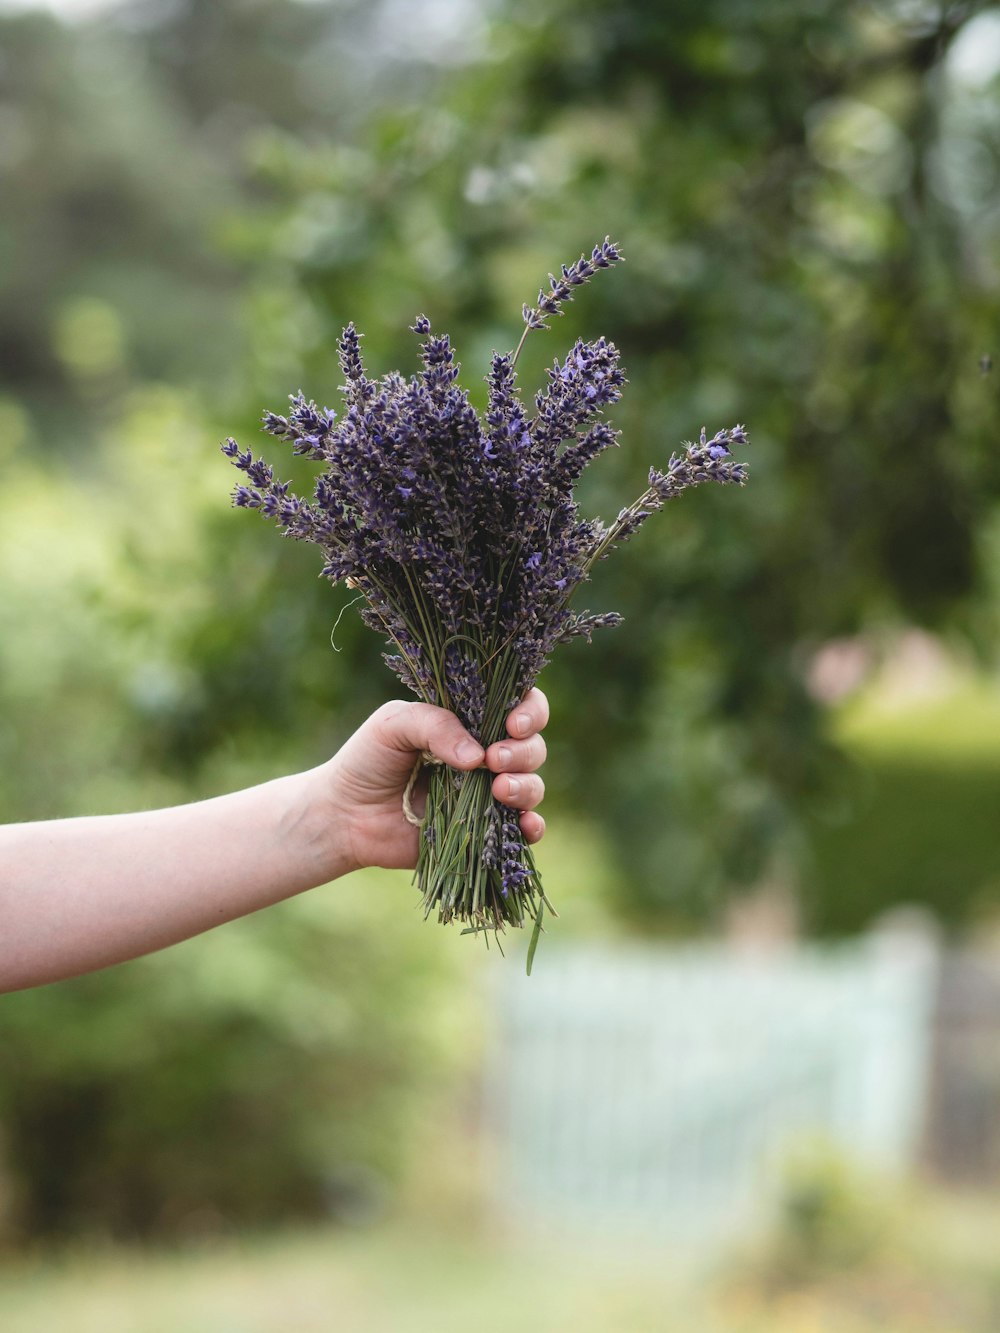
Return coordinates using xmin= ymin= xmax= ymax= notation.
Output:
xmin=372 ymin=701 xmax=485 ymax=770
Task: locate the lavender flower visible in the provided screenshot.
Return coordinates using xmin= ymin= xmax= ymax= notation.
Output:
xmin=223 ymin=239 xmax=748 ymax=967
xmin=521 ymin=237 xmax=624 ymax=331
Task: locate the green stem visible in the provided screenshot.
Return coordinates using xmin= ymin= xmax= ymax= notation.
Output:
xmin=511 ymin=323 xmax=533 ymax=368
xmin=583 ymin=485 xmax=660 ymax=571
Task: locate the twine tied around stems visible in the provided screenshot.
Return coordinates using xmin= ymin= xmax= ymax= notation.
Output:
xmin=402 ymin=752 xmax=443 ymax=827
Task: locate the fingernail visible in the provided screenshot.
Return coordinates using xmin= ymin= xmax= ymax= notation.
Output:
xmin=506 ymin=777 xmax=522 ymax=798
xmin=456 ymin=739 xmax=483 ymax=764
xmin=515 ymin=712 xmax=531 ymax=736
xmin=496 ymin=746 xmax=512 ymax=767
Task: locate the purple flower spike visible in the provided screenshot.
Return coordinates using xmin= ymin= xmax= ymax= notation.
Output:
xmin=522 ymin=237 xmax=625 ymax=331
xmin=338 ymin=323 xmax=365 ymax=382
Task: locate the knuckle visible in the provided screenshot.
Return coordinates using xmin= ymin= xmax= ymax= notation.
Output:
xmin=429 ymin=711 xmax=461 ymax=749
xmin=516 ymin=775 xmax=544 ymax=807
xmin=522 ymin=812 xmax=545 ymax=843
xmin=528 ymin=687 xmax=550 ymax=725
xmin=372 ymin=698 xmax=410 ymax=736
xmin=376 ymin=699 xmax=408 ymax=721
xmin=425 ymin=710 xmax=447 ymax=739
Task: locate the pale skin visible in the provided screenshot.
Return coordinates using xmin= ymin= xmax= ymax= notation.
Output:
xmin=0 ymin=689 xmax=549 ymax=994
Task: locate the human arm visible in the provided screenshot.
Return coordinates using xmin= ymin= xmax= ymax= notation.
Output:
xmin=0 ymin=690 xmax=548 ymax=993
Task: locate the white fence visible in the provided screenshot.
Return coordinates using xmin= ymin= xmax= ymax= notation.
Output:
xmin=484 ymin=933 xmax=938 ymax=1240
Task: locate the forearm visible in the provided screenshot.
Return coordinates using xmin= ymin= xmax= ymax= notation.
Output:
xmin=0 ymin=766 xmax=348 ymax=993
xmin=0 ymin=695 xmax=548 ymax=994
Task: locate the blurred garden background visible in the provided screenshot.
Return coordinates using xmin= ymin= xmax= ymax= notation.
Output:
xmin=1 ymin=0 xmax=1000 ymax=1327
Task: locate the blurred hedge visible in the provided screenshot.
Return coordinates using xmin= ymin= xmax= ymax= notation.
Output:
xmin=0 ymin=883 xmax=467 ymax=1240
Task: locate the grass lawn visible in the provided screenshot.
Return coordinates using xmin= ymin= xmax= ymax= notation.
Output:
xmin=3 ymin=1191 xmax=1000 ymax=1333
xmin=0 ymin=1222 xmax=712 ymax=1333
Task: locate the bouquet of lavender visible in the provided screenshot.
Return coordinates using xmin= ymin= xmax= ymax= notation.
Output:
xmin=224 ymin=240 xmax=747 ymax=963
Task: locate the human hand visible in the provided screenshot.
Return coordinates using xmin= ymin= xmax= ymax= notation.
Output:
xmin=317 ymin=689 xmax=549 ymax=874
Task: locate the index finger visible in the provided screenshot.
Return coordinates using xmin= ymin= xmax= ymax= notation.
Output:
xmin=506 ymin=687 xmax=549 ymax=739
